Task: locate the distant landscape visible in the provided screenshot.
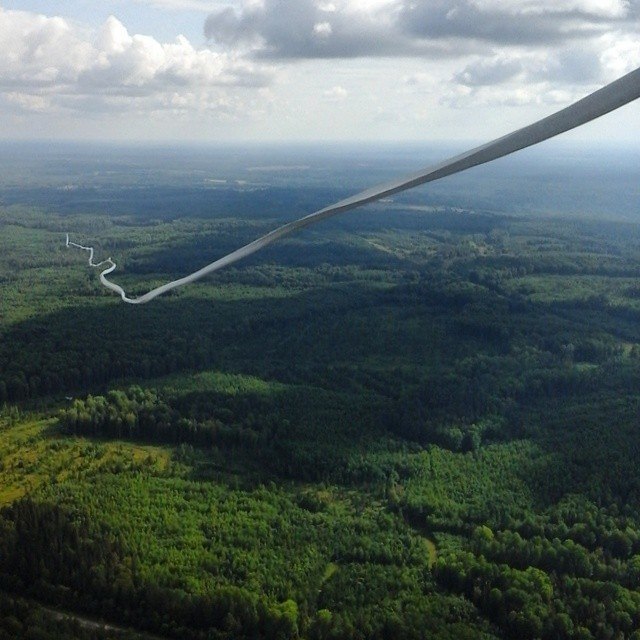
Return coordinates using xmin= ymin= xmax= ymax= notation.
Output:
xmin=1 ymin=141 xmax=640 ymax=639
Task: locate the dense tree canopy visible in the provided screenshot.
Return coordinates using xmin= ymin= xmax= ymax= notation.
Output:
xmin=3 ymin=173 xmax=640 ymax=639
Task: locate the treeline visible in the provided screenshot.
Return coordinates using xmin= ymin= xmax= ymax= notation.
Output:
xmin=57 ymin=386 xmax=389 ymax=484
xmin=59 ymin=387 xmax=266 ymax=450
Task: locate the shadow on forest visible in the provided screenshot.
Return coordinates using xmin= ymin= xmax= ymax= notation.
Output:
xmin=121 ymin=207 xmax=506 ymax=276
xmin=4 ymin=238 xmax=640 ymax=513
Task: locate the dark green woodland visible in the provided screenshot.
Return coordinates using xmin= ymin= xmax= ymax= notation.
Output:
xmin=1 ymin=142 xmax=640 ymax=639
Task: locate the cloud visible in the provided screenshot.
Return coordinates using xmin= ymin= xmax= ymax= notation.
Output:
xmin=2 ymin=1 xmax=638 ymax=139
xmin=598 ymin=30 xmax=640 ymax=78
xmin=442 ymin=30 xmax=640 ymax=109
xmin=453 ymin=47 xmax=603 ymax=88
xmin=204 ymin=0 xmax=640 ymax=59
xmin=454 ymin=32 xmax=640 ymax=89
xmin=3 ymin=91 xmax=52 ymax=113
xmin=454 ymin=56 xmax=524 ymax=86
xmin=0 ymin=7 xmax=272 ymax=116
xmin=472 ymin=0 xmax=630 ymax=20
xmin=204 ymin=0 xmax=475 ymax=58
xmin=201 ymin=0 xmax=640 ymax=111
xmin=323 ymin=85 xmax=348 ymax=99
xmin=397 ymin=0 xmax=635 ymax=46
xmin=313 ymin=22 xmax=333 ymax=37
xmin=0 ymin=8 xmax=94 ymax=89
xmin=132 ymin=0 xmax=227 ymax=10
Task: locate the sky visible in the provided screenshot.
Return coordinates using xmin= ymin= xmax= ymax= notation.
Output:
xmin=0 ymin=0 xmax=639 ymax=144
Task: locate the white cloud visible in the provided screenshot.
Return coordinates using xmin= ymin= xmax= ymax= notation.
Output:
xmin=198 ymin=0 xmax=637 ymax=116
xmin=4 ymin=91 xmax=52 ymax=112
xmin=403 ymin=72 xmax=433 ymax=86
xmin=454 ymin=55 xmax=524 ymax=86
xmin=472 ymin=0 xmax=630 ymax=19
xmin=1 ymin=1 xmax=638 ymax=142
xmin=447 ymin=28 xmax=640 ymax=107
xmin=313 ymin=22 xmax=333 ymax=37
xmin=0 ymin=8 xmax=93 ymax=88
xmin=598 ymin=31 xmax=640 ymax=78
xmin=445 ymin=52 xmax=584 ymax=110
xmin=323 ymin=84 xmax=347 ymax=99
xmin=132 ymin=0 xmax=233 ymax=11
xmin=0 ymin=7 xmax=272 ymax=117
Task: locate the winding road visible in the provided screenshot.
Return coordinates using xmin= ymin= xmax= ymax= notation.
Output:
xmin=68 ymin=65 xmax=640 ymax=304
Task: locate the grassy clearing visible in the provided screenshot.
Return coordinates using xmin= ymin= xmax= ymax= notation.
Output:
xmin=0 ymin=415 xmax=171 ymax=507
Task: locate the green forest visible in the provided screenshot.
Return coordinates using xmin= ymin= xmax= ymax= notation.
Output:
xmin=2 ymin=162 xmax=640 ymax=639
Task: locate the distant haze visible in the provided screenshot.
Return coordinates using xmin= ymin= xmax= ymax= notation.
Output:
xmin=0 ymin=1 xmax=639 ymax=144
xmin=1 ymin=140 xmax=638 ymax=220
